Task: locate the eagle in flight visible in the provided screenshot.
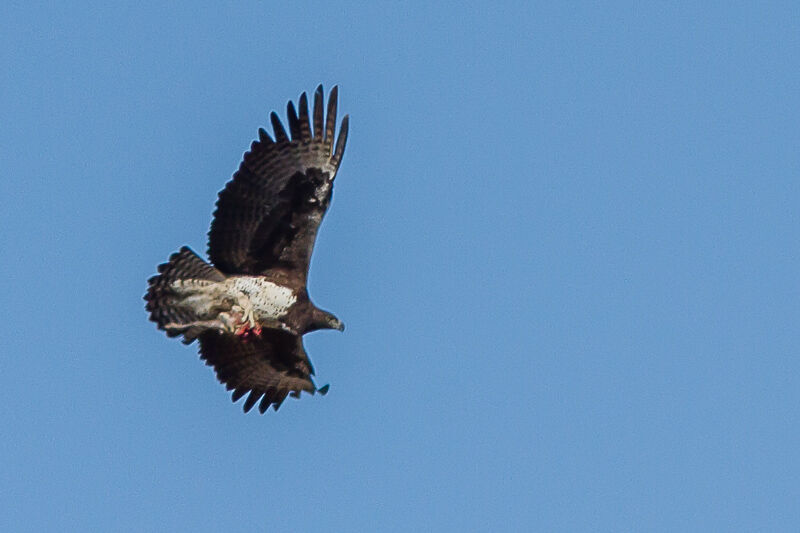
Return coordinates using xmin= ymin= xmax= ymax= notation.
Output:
xmin=145 ymin=85 xmax=348 ymax=414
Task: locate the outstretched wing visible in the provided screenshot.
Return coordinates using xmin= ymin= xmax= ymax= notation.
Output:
xmin=207 ymin=85 xmax=349 ymax=281
xmin=198 ymin=330 xmax=328 ymax=413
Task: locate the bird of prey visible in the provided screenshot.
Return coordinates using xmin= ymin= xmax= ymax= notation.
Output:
xmin=145 ymin=85 xmax=348 ymax=414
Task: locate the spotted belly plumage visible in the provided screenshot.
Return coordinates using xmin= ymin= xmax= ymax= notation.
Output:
xmin=163 ymin=276 xmax=298 ymax=340
xmin=224 ymin=277 xmax=297 ymax=320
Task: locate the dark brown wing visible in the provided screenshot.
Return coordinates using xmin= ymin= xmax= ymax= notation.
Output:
xmin=198 ymin=330 xmax=328 ymax=413
xmin=207 ymin=85 xmax=349 ymax=281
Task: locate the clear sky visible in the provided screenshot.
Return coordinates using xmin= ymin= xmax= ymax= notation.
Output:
xmin=2 ymin=2 xmax=799 ymax=531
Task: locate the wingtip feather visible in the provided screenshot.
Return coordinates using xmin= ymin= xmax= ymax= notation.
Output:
xmin=286 ymin=100 xmax=300 ymax=140
xmin=265 ymin=388 xmax=279 ymax=412
xmin=313 ymin=85 xmax=324 ymax=139
xmin=298 ymin=92 xmax=311 ymax=142
xmin=270 ymin=111 xmax=289 ymax=142
xmin=243 ymin=390 xmax=262 ymax=413
xmin=258 ymin=127 xmax=273 ymax=144
xmin=325 ymin=86 xmax=338 ymax=143
xmin=332 ymin=114 xmax=349 ymax=166
xmin=232 ymin=388 xmax=248 ymax=402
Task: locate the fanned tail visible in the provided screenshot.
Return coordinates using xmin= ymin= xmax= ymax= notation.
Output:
xmin=144 ymin=246 xmax=226 ymax=343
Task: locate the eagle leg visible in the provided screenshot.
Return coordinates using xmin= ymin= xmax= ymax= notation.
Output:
xmin=231 ymin=300 xmax=263 ymax=338
xmin=231 ymin=297 xmax=258 ymax=332
xmin=228 ymin=296 xmax=297 ymax=338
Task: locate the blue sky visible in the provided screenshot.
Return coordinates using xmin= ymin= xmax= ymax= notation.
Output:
xmin=2 ymin=1 xmax=799 ymax=531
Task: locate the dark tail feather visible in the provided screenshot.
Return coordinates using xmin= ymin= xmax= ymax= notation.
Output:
xmin=144 ymin=247 xmax=225 ymax=342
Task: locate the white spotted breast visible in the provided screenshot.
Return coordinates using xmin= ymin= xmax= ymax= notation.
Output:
xmin=225 ymin=277 xmax=297 ymax=318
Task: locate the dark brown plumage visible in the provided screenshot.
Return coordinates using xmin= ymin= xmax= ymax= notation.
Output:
xmin=145 ymin=85 xmax=348 ymax=413
xmin=207 ymin=86 xmax=348 ymax=280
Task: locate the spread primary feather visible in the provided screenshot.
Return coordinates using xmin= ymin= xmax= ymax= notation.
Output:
xmin=144 ymin=85 xmax=348 ymax=414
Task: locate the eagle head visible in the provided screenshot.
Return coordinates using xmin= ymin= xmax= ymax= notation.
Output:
xmin=306 ymin=308 xmax=345 ymax=333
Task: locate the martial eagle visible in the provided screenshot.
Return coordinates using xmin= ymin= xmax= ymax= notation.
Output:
xmin=145 ymin=85 xmax=348 ymax=414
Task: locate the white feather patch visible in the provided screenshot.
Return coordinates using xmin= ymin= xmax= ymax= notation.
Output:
xmin=224 ymin=277 xmax=296 ymax=318
xmin=169 ymin=277 xmax=296 ymax=320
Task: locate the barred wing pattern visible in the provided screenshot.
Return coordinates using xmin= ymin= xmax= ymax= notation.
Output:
xmin=198 ymin=330 xmax=328 ymax=413
xmin=207 ymin=85 xmax=349 ymax=280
